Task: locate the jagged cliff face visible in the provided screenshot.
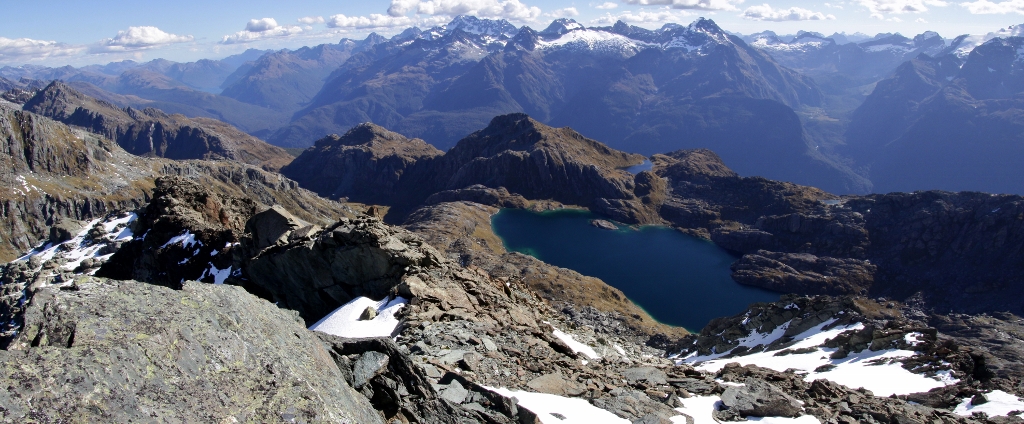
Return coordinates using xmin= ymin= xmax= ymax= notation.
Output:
xmin=0 ymin=102 xmax=348 ymax=263
xmin=23 ymin=81 xmax=293 ymax=171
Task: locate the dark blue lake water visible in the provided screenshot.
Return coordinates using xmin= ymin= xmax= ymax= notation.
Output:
xmin=491 ymin=208 xmax=779 ymax=331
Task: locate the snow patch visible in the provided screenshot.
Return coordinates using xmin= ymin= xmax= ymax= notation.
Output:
xmin=551 ymin=327 xmax=601 ymax=360
xmin=672 ymin=395 xmax=821 ymax=423
xmin=486 ymin=387 xmax=630 ymax=423
xmin=682 ymin=319 xmax=957 ymax=397
xmin=16 ymin=213 xmax=137 ymax=274
xmin=200 ymin=264 xmax=232 ymax=285
xmin=954 ymin=390 xmax=1024 ymax=417
xmin=310 ymin=296 xmax=408 ymax=338
xmin=160 ymin=231 xmax=201 ymax=249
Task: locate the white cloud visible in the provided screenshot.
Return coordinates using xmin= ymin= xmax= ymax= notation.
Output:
xmin=621 ymin=0 xmax=743 ymax=11
xmin=916 ymin=16 xmax=929 ymax=20
xmin=590 ymin=8 xmax=695 ymax=24
xmin=856 ymin=0 xmax=947 ymax=16
xmin=548 ymin=7 xmax=581 ymax=17
xmin=824 ymin=2 xmax=845 ymax=8
xmin=298 ymin=16 xmax=326 ymax=25
xmin=0 ymin=37 xmax=84 ymax=64
xmin=327 ymin=13 xmax=417 ymax=29
xmin=961 ymin=0 xmax=1024 ymax=13
xmin=246 ymin=18 xmax=280 ymax=32
xmin=595 ymin=1 xmax=620 ymax=8
xmin=386 ymin=0 xmax=543 ymax=21
xmin=221 ymin=18 xmax=305 ymax=44
xmin=742 ymin=4 xmax=837 ymax=20
xmin=93 ymin=26 xmax=193 ymax=52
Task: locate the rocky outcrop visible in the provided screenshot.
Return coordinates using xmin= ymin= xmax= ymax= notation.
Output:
xmin=0 ymin=278 xmax=385 ymax=423
xmin=243 ymin=215 xmax=449 ymax=325
xmin=280 ymin=123 xmax=443 ymax=205
xmin=424 ymin=185 xmax=529 ymax=209
xmin=731 ymin=250 xmax=876 ymax=295
xmin=654 ymin=149 xmax=1024 ymax=315
xmin=23 ymin=81 xmax=293 ymax=171
xmin=96 ymin=176 xmax=254 ymax=287
xmin=716 ymin=377 xmax=803 ymax=419
xmin=282 ymin=114 xmax=665 ymax=223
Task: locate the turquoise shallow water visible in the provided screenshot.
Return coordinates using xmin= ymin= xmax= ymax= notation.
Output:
xmin=491 ymin=208 xmax=779 ymax=332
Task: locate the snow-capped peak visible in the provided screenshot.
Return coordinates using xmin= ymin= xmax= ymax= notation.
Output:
xmin=443 ymin=15 xmax=519 ymax=39
xmin=950 ymin=23 xmax=1024 ymax=58
xmin=541 ymin=18 xmax=584 ymax=36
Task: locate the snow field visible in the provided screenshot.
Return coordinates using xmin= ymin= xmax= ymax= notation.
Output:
xmin=681 ymin=319 xmax=958 ymax=397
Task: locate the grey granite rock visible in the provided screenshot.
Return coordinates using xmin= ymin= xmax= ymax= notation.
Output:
xmin=717 ymin=378 xmax=803 ymax=418
xmin=0 ymin=278 xmax=385 ymax=423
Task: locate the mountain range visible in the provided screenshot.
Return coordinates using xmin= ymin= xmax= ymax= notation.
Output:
xmin=5 ymin=16 xmax=1024 ymax=197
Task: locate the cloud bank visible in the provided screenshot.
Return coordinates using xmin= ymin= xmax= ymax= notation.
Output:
xmin=961 ymin=0 xmax=1024 ymax=14
xmin=387 ymin=0 xmax=542 ymax=21
xmin=742 ymin=4 xmax=837 ymax=20
xmin=0 ymin=38 xmax=84 ymax=64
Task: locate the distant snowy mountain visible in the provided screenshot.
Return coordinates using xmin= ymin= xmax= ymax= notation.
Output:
xmin=947 ymin=23 xmax=1024 ymax=58
xmin=521 ymin=18 xmax=735 ymax=58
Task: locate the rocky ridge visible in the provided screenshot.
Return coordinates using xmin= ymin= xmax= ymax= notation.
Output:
xmin=0 ymin=100 xmax=351 ymax=264
xmin=650 ymin=149 xmax=1024 ymax=316
xmin=23 ymin=81 xmax=293 ymax=171
xmin=284 ymin=114 xmax=663 ymax=223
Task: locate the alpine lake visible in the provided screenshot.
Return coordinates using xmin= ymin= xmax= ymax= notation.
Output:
xmin=491 ymin=208 xmax=780 ymax=332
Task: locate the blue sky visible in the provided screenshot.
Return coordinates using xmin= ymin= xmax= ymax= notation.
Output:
xmin=1 ymin=0 xmax=1022 ymax=66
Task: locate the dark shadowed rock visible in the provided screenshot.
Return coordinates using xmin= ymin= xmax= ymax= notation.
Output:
xmin=246 ymin=204 xmax=309 ymax=251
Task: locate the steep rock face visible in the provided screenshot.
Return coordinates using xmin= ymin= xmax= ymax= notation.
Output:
xmin=848 ymin=191 xmax=1024 ymax=313
xmin=24 ymin=81 xmax=293 ymax=171
xmin=0 ymin=102 xmax=155 ymax=262
xmin=281 ymin=123 xmax=443 ymax=205
xmin=0 ymin=278 xmax=385 ymax=423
